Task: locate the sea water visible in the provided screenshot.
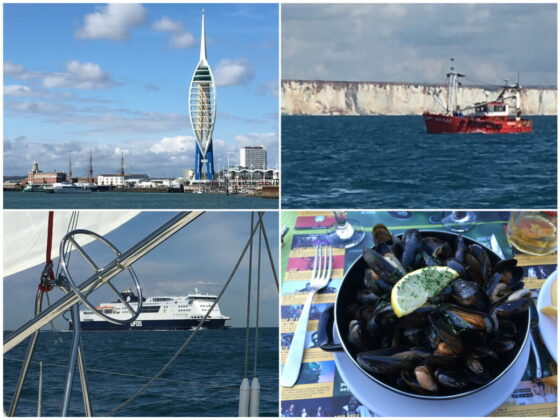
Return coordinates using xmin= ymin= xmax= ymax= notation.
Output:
xmin=281 ymin=115 xmax=557 ymax=208
xmin=3 ymin=192 xmax=277 ymax=210
xmin=3 ymin=328 xmax=278 ymax=416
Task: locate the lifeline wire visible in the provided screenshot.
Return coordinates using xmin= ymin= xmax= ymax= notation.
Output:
xmin=253 ymin=219 xmax=262 ymax=378
xmin=244 ymin=212 xmax=254 ymax=379
xmin=107 ymin=217 xmax=264 ymax=416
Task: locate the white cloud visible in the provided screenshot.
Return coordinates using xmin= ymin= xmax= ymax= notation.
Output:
xmin=76 ymin=4 xmax=147 ymax=41
xmin=42 ymin=61 xmax=112 ymax=89
xmin=169 ymin=32 xmax=196 ymax=49
xmin=152 ymin=16 xmax=196 ymax=49
xmin=4 ymin=61 xmax=114 ymax=90
xmin=149 ymin=135 xmax=196 ymax=154
xmin=152 ymin=16 xmax=183 ymax=32
xmin=4 ymin=61 xmax=26 ymax=76
xmin=214 ymin=58 xmax=254 ymax=86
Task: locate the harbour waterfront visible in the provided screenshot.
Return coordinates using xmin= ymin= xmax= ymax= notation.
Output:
xmin=282 ymin=115 xmax=556 ymax=208
xmin=4 ymin=192 xmax=277 ymax=209
xmin=4 ymin=328 xmax=278 ymax=416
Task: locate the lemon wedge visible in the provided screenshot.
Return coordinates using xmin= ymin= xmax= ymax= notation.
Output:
xmin=391 ymin=266 xmax=459 ymax=317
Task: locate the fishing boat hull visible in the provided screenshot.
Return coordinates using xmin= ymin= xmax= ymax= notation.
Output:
xmin=73 ymin=318 xmax=228 ymax=331
xmin=423 ymin=113 xmax=532 ymax=134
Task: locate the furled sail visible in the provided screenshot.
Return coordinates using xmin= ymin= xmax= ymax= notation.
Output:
xmin=3 ymin=211 xmax=140 ymax=277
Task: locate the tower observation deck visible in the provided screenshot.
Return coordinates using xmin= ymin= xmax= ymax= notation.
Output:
xmin=189 ymin=10 xmax=216 ymax=181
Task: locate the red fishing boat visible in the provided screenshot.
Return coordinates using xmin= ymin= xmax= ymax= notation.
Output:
xmin=423 ymin=60 xmax=532 ymax=134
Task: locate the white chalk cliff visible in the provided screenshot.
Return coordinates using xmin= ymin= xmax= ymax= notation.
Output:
xmin=282 ymin=80 xmax=557 ymax=116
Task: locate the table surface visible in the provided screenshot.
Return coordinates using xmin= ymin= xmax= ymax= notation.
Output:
xmin=280 ymin=211 xmax=557 ymax=417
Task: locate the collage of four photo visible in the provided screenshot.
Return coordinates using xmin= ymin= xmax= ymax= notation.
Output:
xmin=3 ymin=2 xmax=557 ymax=418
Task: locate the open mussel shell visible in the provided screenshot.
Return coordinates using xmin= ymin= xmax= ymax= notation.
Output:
xmin=335 ymin=230 xmax=530 ymax=400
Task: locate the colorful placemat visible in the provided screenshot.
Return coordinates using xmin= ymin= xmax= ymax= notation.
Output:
xmin=280 ymin=211 xmax=557 ymax=417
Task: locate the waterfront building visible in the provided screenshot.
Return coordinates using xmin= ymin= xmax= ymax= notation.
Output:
xmin=240 ymin=146 xmax=267 ymax=170
xmin=98 ymin=173 xmax=149 ymax=187
xmin=189 ymin=10 xmax=216 ymax=182
xmin=98 ymin=174 xmax=124 ymax=187
xmin=27 ymin=162 xmax=66 ymax=185
xmin=227 ymin=168 xmax=279 ymax=187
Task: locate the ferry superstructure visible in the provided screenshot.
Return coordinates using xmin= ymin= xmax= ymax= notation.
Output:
xmin=75 ymin=289 xmax=230 ymax=331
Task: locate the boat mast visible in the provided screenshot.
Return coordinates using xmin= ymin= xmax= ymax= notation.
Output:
xmin=446 ymin=58 xmax=465 ymax=115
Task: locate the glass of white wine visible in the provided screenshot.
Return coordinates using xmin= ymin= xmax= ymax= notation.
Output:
xmin=506 ymin=211 xmax=557 ymax=255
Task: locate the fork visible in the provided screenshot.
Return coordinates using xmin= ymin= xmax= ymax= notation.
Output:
xmin=281 ymin=244 xmax=333 ymax=388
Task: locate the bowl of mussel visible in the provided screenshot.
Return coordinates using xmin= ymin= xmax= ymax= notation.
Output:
xmin=318 ymin=225 xmax=531 ymax=400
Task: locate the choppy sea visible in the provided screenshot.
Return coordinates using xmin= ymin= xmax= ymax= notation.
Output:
xmin=3 ymin=328 xmax=278 ymax=416
xmin=281 ymin=115 xmax=557 ymax=208
xmin=3 ymin=192 xmax=277 ymax=210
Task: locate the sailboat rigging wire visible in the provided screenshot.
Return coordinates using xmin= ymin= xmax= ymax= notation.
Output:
xmin=107 ymin=217 xmax=265 ymax=416
xmin=253 ymin=220 xmax=262 ymax=378
xmin=256 ymin=212 xmax=279 ymax=291
xmin=244 ymin=212 xmax=254 ymax=379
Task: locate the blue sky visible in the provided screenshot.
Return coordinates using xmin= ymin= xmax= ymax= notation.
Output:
xmin=283 ymin=4 xmax=556 ymax=87
xmin=3 ymin=211 xmax=279 ymax=330
xmin=4 ymin=4 xmax=279 ymax=177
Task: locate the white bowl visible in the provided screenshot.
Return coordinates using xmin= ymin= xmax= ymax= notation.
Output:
xmin=536 ymin=270 xmax=557 ymax=362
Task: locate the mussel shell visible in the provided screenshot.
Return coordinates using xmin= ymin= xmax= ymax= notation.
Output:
xmin=493 ymin=296 xmax=531 ymax=319
xmin=468 ymin=244 xmax=492 ymax=281
xmin=357 ymin=289 xmax=380 ymax=306
xmin=362 ymin=248 xmax=404 ymax=284
xmin=464 ymin=253 xmax=484 ymax=286
xmin=401 ymin=229 xmax=423 ymax=269
xmin=396 ymin=305 xmax=437 ymax=328
xmin=348 ymin=320 xmax=367 ymax=351
xmin=454 ymin=235 xmax=467 ymax=264
xmin=429 ymin=313 xmax=464 ymax=355
xmin=434 ymin=368 xmax=469 ymax=389
xmin=372 ymin=224 xmax=393 ymax=246
xmin=490 ymin=339 xmax=516 ymax=353
xmin=466 ymin=359 xmax=494 ymax=385
xmin=356 ymin=347 xmax=415 ymax=375
xmin=401 ymin=365 xmax=439 ymax=393
xmin=446 ymin=259 xmax=468 ymax=279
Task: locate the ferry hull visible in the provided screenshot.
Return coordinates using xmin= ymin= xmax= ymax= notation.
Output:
xmin=72 ymin=318 xmax=228 ymax=331
xmin=423 ymin=113 xmax=532 ymax=134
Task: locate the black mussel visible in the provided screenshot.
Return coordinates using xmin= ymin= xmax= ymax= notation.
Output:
xmin=401 ymin=365 xmax=439 ymax=393
xmin=454 ymin=235 xmax=467 ymax=264
xmin=423 ymin=324 xmax=441 ymax=349
xmin=490 ymin=339 xmax=516 ymax=353
xmin=471 ymin=345 xmax=499 ymax=360
xmin=428 ymin=284 xmax=453 ymax=304
xmin=464 ymin=253 xmax=484 ymax=286
xmin=376 ymin=243 xmax=406 ymax=274
xmin=468 ymin=244 xmax=492 ymax=281
xmin=372 ymin=223 xmax=393 ymax=246
xmin=493 ymin=259 xmax=524 ymax=288
xmin=348 ymin=320 xmax=367 ymax=351
xmin=401 ymin=229 xmax=423 ymax=269
xmin=410 ymin=347 xmax=459 ymax=367
xmin=498 ymin=319 xmax=518 ymax=339
xmin=356 ymin=346 xmax=415 ymax=375
xmin=422 ymin=251 xmax=442 ymax=267
xmin=451 ymin=280 xmax=479 ymax=307
xmin=373 ymin=303 xmax=397 ymax=329
xmin=362 ymin=248 xmax=405 ymax=284
xmin=348 ymin=319 xmax=368 ymax=352
xmin=466 ymin=358 xmax=494 ymax=385
xmin=429 ymin=313 xmax=464 ymax=355
xmin=446 ymin=259 xmax=467 ymax=279
xmin=442 ymin=305 xmax=495 ymax=334
xmin=434 ymin=368 xmax=469 ymax=389
xmin=422 ymin=237 xmax=453 ymax=260
xmin=357 ymin=289 xmax=381 ymax=306
xmin=403 ymin=327 xmax=424 ymax=346
xmin=350 ymin=305 xmax=377 ymax=323
xmin=492 ymin=289 xmax=531 ymax=318
xmin=396 ymin=305 xmax=437 ymax=328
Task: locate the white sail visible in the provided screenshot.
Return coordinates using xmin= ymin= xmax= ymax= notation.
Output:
xmin=3 ymin=211 xmax=140 ymax=277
